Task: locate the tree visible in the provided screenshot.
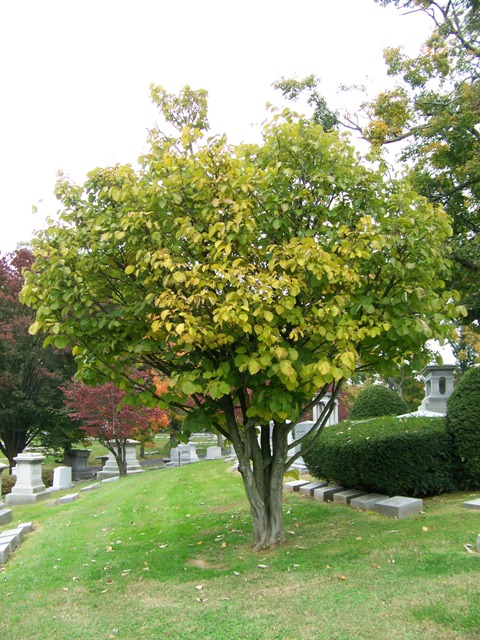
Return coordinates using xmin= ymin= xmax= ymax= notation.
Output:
xmin=447 ymin=322 xmax=480 ymax=373
xmin=0 ymin=248 xmax=78 ymax=468
xmin=368 ymin=0 xmax=480 ymax=323
xmin=21 ymin=85 xmax=462 ymax=549
xmin=277 ymin=1 xmax=480 ymax=324
xmin=62 ymin=378 xmax=168 ymax=475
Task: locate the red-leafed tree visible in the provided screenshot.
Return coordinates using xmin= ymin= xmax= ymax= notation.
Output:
xmin=62 ymin=379 xmax=168 ymax=475
xmin=0 ymin=249 xmax=78 ymax=468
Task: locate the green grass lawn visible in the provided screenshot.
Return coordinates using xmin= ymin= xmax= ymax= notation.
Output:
xmin=1 ymin=460 xmax=479 ymax=640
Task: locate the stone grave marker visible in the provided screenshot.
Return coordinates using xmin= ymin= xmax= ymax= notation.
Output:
xmin=5 ymin=453 xmax=51 ymax=505
xmin=373 ymin=496 xmax=423 ymax=519
xmin=52 ymin=466 xmax=73 ymax=491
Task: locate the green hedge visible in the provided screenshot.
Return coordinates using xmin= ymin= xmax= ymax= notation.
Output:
xmin=302 ymin=416 xmax=457 ymax=497
xmin=446 ymin=366 xmax=480 ymax=489
xmin=349 ymin=385 xmax=409 ymax=420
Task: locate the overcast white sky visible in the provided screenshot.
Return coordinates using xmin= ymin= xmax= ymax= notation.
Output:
xmin=0 ymin=0 xmax=433 ymax=255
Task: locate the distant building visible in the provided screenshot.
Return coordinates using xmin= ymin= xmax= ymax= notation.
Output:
xmin=417 ymin=364 xmax=456 ymax=415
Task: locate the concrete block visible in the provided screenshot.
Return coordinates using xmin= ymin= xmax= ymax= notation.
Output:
xmin=373 ymin=496 xmax=423 ymax=519
xmin=0 ymin=509 xmax=13 ymax=526
xmin=45 ymin=499 xmax=59 ymax=507
xmin=0 ymin=542 xmax=10 ymax=564
xmin=58 ymin=493 xmax=79 ymax=504
xmin=351 ymin=493 xmax=389 ymax=511
xmin=0 ymin=527 xmax=24 ymax=544
xmin=17 ymin=522 xmax=33 ymax=533
xmin=5 ymin=488 xmax=53 ymax=505
xmin=0 ymin=534 xmax=18 ymax=553
xmin=463 ymin=498 xmax=480 ymax=510
xmin=101 ymin=475 xmax=119 ymax=484
xmin=333 ymin=489 xmax=368 ymax=505
xmin=299 ymin=482 xmax=328 ymax=496
xmin=313 ymin=485 xmax=344 ymax=502
xmin=284 ymin=480 xmax=310 ymax=492
xmin=80 ymin=483 xmax=101 ymax=492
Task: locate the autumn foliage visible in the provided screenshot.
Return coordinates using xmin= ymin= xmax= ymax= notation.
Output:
xmin=62 ymin=378 xmax=168 ymax=474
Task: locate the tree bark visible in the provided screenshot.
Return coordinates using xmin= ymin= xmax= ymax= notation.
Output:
xmin=227 ymin=412 xmax=289 ymax=550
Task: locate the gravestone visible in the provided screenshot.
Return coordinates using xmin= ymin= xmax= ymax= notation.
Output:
xmin=97 ymin=440 xmax=145 ymax=479
xmin=0 ymin=463 xmax=12 ymax=522
xmin=350 ymin=493 xmax=389 ymax=511
xmin=313 ymin=485 xmax=344 ymax=502
xmin=63 ymin=449 xmax=95 ymax=481
xmin=299 ymin=481 xmax=328 ymax=496
xmin=290 ymin=421 xmax=315 ymax=472
xmin=52 ymin=466 xmax=73 ymax=491
xmin=206 ymin=446 xmax=222 ymax=459
xmin=373 ymin=496 xmax=423 ymax=519
xmin=284 ymin=480 xmax=310 ymax=492
xmin=170 ymin=445 xmax=191 ymax=465
xmin=5 ymin=453 xmax=51 ymax=505
xmin=463 ymin=498 xmax=480 ymax=510
xmin=189 ymin=443 xmax=199 ymax=462
xmin=333 ymin=489 xmax=368 ymax=505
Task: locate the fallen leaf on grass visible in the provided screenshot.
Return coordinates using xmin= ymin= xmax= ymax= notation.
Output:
xmin=371 ymin=563 xmax=381 ymax=569
xmin=258 ymin=564 xmax=268 ymax=569
xmin=422 ymin=526 xmax=429 ymax=532
xmin=337 ymin=575 xmax=347 ymax=580
xmin=464 ymin=544 xmax=476 ymax=554
xmin=195 ymin=584 xmax=204 ymax=590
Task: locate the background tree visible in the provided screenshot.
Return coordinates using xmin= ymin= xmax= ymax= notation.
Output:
xmin=447 ymin=322 xmax=480 ymax=374
xmin=368 ymin=0 xmax=480 ymax=324
xmin=62 ymin=378 xmax=168 ymax=475
xmin=276 ymin=1 xmax=480 ymax=326
xmin=22 ymin=86 xmax=461 ymax=549
xmin=0 ymin=248 xmax=78 ymax=468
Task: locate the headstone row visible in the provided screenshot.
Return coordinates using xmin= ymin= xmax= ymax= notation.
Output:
xmin=284 ymin=479 xmax=424 ymax=519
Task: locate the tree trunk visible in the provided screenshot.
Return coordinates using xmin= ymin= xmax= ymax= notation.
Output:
xmin=231 ymin=421 xmax=289 ymax=551
xmin=109 ymin=439 xmax=128 ymax=476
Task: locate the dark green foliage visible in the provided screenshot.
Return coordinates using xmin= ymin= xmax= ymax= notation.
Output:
xmin=349 ymin=385 xmax=409 ymax=420
xmin=303 ymin=417 xmax=457 ymax=497
xmin=446 ymin=366 xmax=480 ymax=488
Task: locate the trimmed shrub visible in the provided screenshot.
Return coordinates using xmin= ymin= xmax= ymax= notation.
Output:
xmin=349 ymin=385 xmax=409 ymax=420
xmin=302 ymin=416 xmax=457 ymax=497
xmin=446 ymin=366 xmax=480 ymax=489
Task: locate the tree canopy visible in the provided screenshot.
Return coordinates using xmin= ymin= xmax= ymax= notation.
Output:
xmin=62 ymin=376 xmax=168 ymax=475
xmin=276 ymin=1 xmax=480 ymax=326
xmin=21 ymin=86 xmax=462 ymax=548
xmin=0 ymin=249 xmax=78 ymax=467
xmin=369 ymin=0 xmax=480 ymax=323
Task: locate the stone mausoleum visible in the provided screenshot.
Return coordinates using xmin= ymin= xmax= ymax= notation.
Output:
xmin=417 ymin=364 xmax=456 ymax=415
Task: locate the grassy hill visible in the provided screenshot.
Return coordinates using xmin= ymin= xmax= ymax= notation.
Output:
xmin=1 ymin=460 xmax=479 ymax=639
